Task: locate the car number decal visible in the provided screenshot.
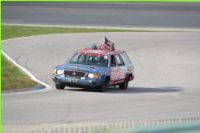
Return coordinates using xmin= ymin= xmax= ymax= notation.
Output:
xmin=67 ymin=78 xmax=77 ymax=83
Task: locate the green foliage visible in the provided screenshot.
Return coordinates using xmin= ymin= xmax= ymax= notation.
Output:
xmin=2 ymin=25 xmax=133 ymax=40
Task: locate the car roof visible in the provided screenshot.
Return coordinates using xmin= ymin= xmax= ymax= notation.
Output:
xmin=78 ymin=49 xmax=124 ymax=56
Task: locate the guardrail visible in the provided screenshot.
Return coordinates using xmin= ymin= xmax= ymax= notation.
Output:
xmin=3 ymin=116 xmax=200 ymax=133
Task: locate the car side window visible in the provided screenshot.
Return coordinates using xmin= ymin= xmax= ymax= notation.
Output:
xmin=110 ymin=55 xmax=116 ymax=67
xmin=78 ymin=55 xmax=85 ymax=63
xmin=70 ymin=53 xmax=79 ymax=63
xmin=120 ymin=53 xmax=132 ymax=65
xmin=115 ymin=54 xmax=125 ymax=66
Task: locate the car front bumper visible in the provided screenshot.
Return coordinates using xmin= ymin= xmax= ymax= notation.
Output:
xmin=52 ymin=75 xmax=102 ymax=88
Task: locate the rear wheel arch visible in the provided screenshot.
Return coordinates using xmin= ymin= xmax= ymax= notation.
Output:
xmin=125 ymin=73 xmax=134 ymax=81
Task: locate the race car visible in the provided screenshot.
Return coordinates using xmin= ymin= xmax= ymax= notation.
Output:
xmin=52 ymin=48 xmax=134 ymax=92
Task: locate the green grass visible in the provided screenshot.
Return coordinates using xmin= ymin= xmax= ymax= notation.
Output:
xmin=2 ymin=56 xmax=38 ymax=90
xmin=2 ymin=24 xmax=135 ymax=90
xmin=2 ymin=25 xmax=135 ymax=40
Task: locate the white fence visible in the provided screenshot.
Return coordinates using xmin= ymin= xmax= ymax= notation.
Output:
xmin=3 ymin=116 xmax=200 ymax=133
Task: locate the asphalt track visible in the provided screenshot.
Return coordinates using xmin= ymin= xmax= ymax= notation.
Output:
xmin=2 ymin=32 xmax=200 ymax=127
xmin=2 ymin=2 xmax=200 ymax=28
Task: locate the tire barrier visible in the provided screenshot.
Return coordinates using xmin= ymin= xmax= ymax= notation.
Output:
xmin=3 ymin=116 xmax=200 ymax=133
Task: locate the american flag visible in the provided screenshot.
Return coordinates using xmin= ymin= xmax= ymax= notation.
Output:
xmin=99 ymin=43 xmax=112 ymax=50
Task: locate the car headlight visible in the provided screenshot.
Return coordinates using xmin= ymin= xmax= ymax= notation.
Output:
xmin=88 ymin=73 xmax=99 ymax=78
xmin=53 ymin=69 xmax=64 ymax=75
xmin=53 ymin=69 xmax=57 ymax=74
xmin=57 ymin=70 xmax=64 ymax=75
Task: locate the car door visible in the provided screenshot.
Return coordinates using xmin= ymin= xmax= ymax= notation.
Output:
xmin=110 ymin=54 xmax=126 ymax=82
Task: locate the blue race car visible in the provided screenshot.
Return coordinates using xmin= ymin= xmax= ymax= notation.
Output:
xmin=52 ymin=49 xmax=134 ymax=92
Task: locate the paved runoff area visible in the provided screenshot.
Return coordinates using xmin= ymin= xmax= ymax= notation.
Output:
xmin=2 ymin=32 xmax=200 ymax=132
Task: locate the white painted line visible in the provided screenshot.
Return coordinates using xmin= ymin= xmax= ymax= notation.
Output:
xmin=1 ymin=49 xmax=51 ymax=92
xmin=2 ymin=35 xmax=40 ymax=42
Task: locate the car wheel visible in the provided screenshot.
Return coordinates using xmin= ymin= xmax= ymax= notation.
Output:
xmin=97 ymin=78 xmax=110 ymax=92
xmin=55 ymin=82 xmax=65 ymax=90
xmin=119 ymin=80 xmax=129 ymax=90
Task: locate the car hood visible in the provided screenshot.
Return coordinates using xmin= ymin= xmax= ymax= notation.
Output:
xmin=55 ymin=63 xmax=108 ymax=73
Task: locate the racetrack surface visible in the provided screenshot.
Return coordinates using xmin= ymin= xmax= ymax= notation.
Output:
xmin=2 ymin=2 xmax=200 ymax=28
xmin=2 ymin=32 xmax=200 ymax=125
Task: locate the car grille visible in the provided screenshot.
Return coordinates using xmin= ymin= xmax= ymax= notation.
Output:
xmin=64 ymin=70 xmax=86 ymax=78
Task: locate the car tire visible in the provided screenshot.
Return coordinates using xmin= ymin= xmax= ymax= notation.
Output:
xmin=119 ymin=80 xmax=129 ymax=90
xmin=97 ymin=78 xmax=110 ymax=92
xmin=55 ymin=82 xmax=65 ymax=90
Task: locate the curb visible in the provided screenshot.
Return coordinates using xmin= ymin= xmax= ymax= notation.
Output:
xmin=2 ymin=85 xmax=46 ymax=93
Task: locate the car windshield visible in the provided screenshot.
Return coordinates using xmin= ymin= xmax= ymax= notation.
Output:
xmin=69 ymin=53 xmax=108 ymax=67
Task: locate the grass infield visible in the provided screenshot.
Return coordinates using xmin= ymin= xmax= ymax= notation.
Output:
xmin=2 ymin=25 xmax=136 ymax=40
xmin=2 ymin=56 xmax=38 ymax=90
